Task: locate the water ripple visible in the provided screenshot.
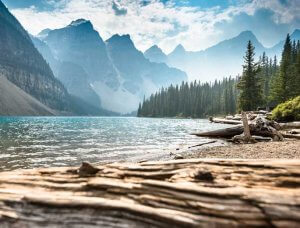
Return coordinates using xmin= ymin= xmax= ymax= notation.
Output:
xmin=0 ymin=117 xmax=230 ymax=170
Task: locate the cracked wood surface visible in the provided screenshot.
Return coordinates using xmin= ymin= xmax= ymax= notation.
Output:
xmin=0 ymin=159 xmax=300 ymax=227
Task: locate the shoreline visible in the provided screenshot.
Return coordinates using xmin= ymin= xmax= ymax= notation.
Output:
xmin=182 ymin=139 xmax=300 ymax=160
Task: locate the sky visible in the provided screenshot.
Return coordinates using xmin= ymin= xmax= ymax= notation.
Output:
xmin=2 ymin=0 xmax=300 ymax=53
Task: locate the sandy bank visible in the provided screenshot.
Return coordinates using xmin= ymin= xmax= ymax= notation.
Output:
xmin=183 ymin=139 xmax=300 ymax=159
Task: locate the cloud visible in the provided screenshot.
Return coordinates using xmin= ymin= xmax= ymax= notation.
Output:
xmin=112 ymin=1 xmax=127 ymax=16
xmin=215 ymin=8 xmax=292 ymax=47
xmin=9 ymin=0 xmax=300 ymax=53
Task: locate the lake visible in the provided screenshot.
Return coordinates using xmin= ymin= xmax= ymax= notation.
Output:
xmin=0 ymin=117 xmax=230 ymax=170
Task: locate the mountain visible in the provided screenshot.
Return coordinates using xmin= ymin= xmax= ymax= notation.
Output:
xmin=166 ymin=31 xmax=266 ymax=81
xmin=31 ymin=34 xmax=103 ymax=110
xmin=44 ymin=19 xmax=119 ymax=89
xmin=144 ymin=45 xmax=167 ymax=63
xmin=56 ymin=61 xmax=102 ymax=108
xmin=0 ymin=74 xmax=55 ymax=116
xmin=36 ymin=21 xmax=187 ymax=113
xmin=105 ymin=34 xmax=187 ymax=112
xmin=0 ymin=0 xmax=70 ymax=112
xmin=267 ymin=29 xmax=300 ymax=57
xmin=157 ymin=30 xmax=300 ymax=82
xmin=106 ymin=34 xmax=186 ymax=89
xmin=37 ymin=28 xmax=51 ymax=39
xmin=0 ymin=1 xmax=112 ymax=116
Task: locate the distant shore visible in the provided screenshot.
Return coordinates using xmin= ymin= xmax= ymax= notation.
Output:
xmin=182 ymin=139 xmax=300 ymax=160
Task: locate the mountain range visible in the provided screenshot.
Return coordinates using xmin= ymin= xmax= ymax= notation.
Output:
xmin=33 ymin=19 xmax=187 ymax=113
xmin=0 ymin=1 xmax=120 ymax=116
xmin=0 ymin=1 xmax=68 ymax=115
xmin=1 ymin=0 xmax=299 ymax=116
xmin=145 ymin=30 xmax=300 ymax=82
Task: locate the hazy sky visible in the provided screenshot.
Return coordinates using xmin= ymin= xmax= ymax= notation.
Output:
xmin=2 ymin=0 xmax=300 ymax=53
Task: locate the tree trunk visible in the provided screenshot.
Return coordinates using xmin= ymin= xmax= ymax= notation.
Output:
xmin=210 ymin=118 xmax=242 ymax=125
xmin=195 ymin=116 xmax=284 ymax=141
xmin=0 ymin=159 xmax=300 ymax=227
xmin=192 ymin=125 xmax=244 ymax=138
xmin=232 ymin=112 xmax=256 ymax=143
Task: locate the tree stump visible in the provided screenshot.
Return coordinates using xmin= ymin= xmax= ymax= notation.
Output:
xmin=232 ymin=112 xmax=257 ymax=144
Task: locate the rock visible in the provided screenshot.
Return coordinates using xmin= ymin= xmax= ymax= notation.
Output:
xmin=78 ymin=162 xmax=100 ymax=176
xmin=174 ymin=154 xmax=184 ymax=160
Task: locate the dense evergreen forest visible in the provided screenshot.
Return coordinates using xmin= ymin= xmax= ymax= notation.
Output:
xmin=138 ymin=78 xmax=237 ymax=118
xmin=138 ymin=34 xmax=300 ymax=118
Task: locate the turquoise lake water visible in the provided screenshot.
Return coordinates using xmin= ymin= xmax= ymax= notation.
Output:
xmin=0 ymin=117 xmax=230 ymax=170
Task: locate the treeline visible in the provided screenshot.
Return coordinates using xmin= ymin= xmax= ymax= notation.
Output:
xmin=137 ymin=78 xmax=237 ymax=118
xmin=138 ymin=34 xmax=300 ymax=118
xmin=238 ymin=34 xmax=300 ymax=111
xmin=270 ymin=35 xmax=300 ymax=104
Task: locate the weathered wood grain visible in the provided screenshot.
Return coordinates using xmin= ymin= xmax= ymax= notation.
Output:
xmin=0 ymin=159 xmax=300 ymax=227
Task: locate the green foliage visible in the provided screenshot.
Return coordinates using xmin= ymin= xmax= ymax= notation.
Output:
xmin=237 ymin=41 xmax=263 ymax=111
xmin=270 ymin=35 xmax=300 ymax=104
xmin=139 ymin=33 xmax=300 ymax=119
xmin=137 ymin=78 xmax=237 ymax=118
xmin=271 ymin=96 xmax=300 ymax=121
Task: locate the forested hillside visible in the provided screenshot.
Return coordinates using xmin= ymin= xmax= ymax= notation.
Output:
xmin=138 ymin=33 xmax=300 ymax=118
xmin=137 ymin=78 xmax=237 ymax=118
xmin=0 ymin=1 xmax=69 ymax=111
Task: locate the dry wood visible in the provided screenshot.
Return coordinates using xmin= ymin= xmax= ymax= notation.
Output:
xmin=242 ymin=112 xmax=251 ymax=139
xmin=192 ymin=125 xmax=244 ymax=138
xmin=196 ymin=116 xmax=284 ymax=141
xmin=280 ymin=122 xmax=300 ymax=129
xmin=232 ymin=112 xmax=256 ymax=144
xmin=0 ymin=159 xmax=300 ymax=227
xmin=188 ymin=140 xmax=217 ymax=149
xmin=281 ymin=133 xmax=300 ymax=140
xmin=210 ymin=118 xmax=242 ymax=125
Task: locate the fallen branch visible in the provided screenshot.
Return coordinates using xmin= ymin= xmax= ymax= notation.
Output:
xmin=188 ymin=140 xmax=217 ymax=149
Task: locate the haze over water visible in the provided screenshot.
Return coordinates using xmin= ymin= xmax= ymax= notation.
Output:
xmin=0 ymin=117 xmax=230 ymax=170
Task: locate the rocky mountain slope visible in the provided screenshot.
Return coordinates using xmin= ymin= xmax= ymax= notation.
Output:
xmin=0 ymin=1 xmax=69 ymax=112
xmin=0 ymin=75 xmax=55 ymax=116
xmin=144 ymin=45 xmax=168 ymax=63
xmin=35 ymin=20 xmax=187 ymax=113
xmin=0 ymin=1 xmax=114 ymax=116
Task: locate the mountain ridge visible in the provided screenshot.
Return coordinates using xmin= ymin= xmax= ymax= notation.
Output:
xmin=0 ymin=1 xmax=115 ymax=116
xmin=144 ymin=29 xmax=300 ymax=81
xmin=35 ymin=20 xmax=187 ymax=113
xmin=0 ymin=0 xmax=71 ymax=113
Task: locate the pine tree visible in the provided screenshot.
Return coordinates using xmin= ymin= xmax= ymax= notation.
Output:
xmin=137 ymin=103 xmax=142 ymax=117
xmin=138 ymin=78 xmax=238 ymax=118
xmin=237 ymin=41 xmax=263 ymax=111
xmin=271 ymin=34 xmax=295 ymax=103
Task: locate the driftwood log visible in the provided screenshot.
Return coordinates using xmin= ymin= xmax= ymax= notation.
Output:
xmin=280 ymin=122 xmax=300 ymax=129
xmin=209 ymin=117 xmax=242 ymax=125
xmin=0 ymin=159 xmax=300 ymax=227
xmin=195 ymin=116 xmax=284 ymax=141
xmin=232 ymin=112 xmax=257 ymax=143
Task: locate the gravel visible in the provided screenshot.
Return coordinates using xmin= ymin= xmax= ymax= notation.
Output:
xmin=184 ymin=139 xmax=300 ymax=159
